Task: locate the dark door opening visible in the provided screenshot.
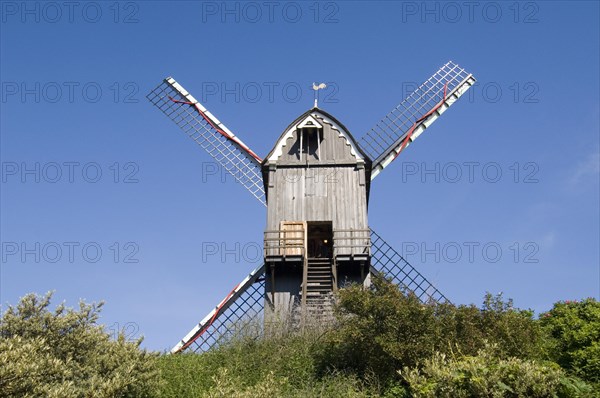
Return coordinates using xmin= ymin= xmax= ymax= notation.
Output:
xmin=307 ymin=221 xmax=333 ymax=259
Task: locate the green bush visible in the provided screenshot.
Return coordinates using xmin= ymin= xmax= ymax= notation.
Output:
xmin=4 ymin=284 xmax=598 ymax=397
xmin=317 ymin=277 xmax=543 ymax=386
xmin=157 ymin=281 xmax=596 ymax=397
xmin=157 ymin=331 xmax=373 ymax=397
xmin=438 ymin=292 xmax=544 ymax=360
xmin=400 ymin=345 xmax=597 ymax=398
xmin=0 ymin=292 xmax=160 ymax=398
xmin=540 ymin=298 xmax=600 ymax=384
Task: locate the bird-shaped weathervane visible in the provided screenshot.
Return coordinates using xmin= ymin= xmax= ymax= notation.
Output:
xmin=312 ymin=82 xmax=327 ymax=107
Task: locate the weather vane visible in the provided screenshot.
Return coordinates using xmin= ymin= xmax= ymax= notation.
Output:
xmin=312 ymin=82 xmax=327 ymax=107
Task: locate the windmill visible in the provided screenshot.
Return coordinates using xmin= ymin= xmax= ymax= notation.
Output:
xmin=147 ymin=61 xmax=476 ymax=353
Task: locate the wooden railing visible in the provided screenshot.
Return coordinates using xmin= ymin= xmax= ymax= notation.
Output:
xmin=264 ymin=227 xmax=371 ymax=259
xmin=332 ymin=229 xmax=371 ymax=258
xmin=264 ymin=228 xmax=306 ymax=258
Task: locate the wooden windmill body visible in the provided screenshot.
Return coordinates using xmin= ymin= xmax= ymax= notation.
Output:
xmin=263 ymin=108 xmax=372 ymax=321
xmin=147 ymin=61 xmax=476 ymax=353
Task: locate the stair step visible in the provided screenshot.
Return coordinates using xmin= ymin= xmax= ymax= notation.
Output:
xmin=305 ymin=304 xmax=333 ymax=308
xmin=302 ymin=258 xmax=335 ymax=316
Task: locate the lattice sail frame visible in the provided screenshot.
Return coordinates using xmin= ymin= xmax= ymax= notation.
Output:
xmin=171 ymin=264 xmax=266 ymax=353
xmin=360 ymin=61 xmax=476 ymax=179
xmin=147 ymin=78 xmax=266 ymax=205
xmin=370 ymin=229 xmax=448 ymax=303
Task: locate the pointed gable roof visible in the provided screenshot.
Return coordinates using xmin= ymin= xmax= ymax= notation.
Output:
xmin=261 ymin=108 xmax=372 ymax=204
xmin=262 ymin=107 xmax=372 ymax=165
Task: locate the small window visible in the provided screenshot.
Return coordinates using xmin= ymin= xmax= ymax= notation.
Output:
xmin=300 ymin=128 xmax=322 ymax=160
xmin=294 ymin=115 xmax=324 ymax=162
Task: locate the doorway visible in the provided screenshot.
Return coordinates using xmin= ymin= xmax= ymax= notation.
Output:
xmin=307 ymin=221 xmax=333 ymax=259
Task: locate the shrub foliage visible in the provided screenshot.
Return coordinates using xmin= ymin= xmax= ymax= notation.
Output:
xmin=540 ymin=298 xmax=600 ymax=384
xmin=401 ymin=345 xmax=595 ymax=398
xmin=2 ymin=281 xmax=598 ymax=397
xmin=317 ymin=276 xmax=544 ymax=386
xmin=0 ymin=292 xmax=159 ymax=398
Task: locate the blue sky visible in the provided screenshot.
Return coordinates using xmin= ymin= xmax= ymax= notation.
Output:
xmin=1 ymin=1 xmax=598 ymax=351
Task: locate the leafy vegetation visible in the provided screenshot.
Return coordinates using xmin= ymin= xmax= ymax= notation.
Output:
xmin=400 ymin=345 xmax=594 ymax=398
xmin=317 ymin=277 xmax=544 ymax=385
xmin=540 ymin=298 xmax=600 ymax=384
xmin=0 ymin=292 xmax=160 ymax=397
xmin=2 ymin=280 xmax=599 ymax=397
xmin=157 ymin=277 xmax=597 ymax=397
xmin=156 ymin=328 xmax=371 ymax=397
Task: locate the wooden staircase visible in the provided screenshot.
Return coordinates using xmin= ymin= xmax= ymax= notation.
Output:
xmin=300 ymin=258 xmax=335 ymax=321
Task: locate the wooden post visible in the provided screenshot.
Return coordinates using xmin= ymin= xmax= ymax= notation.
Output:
xmin=271 ymin=265 xmax=275 ymax=306
xmin=360 ymin=261 xmax=365 ymax=289
xmin=301 ymin=256 xmax=308 ymax=310
xmin=332 ymin=257 xmax=338 ymax=293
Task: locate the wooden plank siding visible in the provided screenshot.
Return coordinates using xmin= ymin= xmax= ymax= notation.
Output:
xmin=264 ymin=112 xmax=369 ymax=257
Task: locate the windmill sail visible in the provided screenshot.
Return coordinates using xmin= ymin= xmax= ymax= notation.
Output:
xmin=360 ymin=61 xmax=475 ymax=179
xmin=156 ymin=69 xmax=461 ymax=354
xmin=370 ymin=229 xmax=448 ymax=304
xmin=147 ymin=78 xmax=266 ymax=205
xmin=171 ymin=264 xmax=266 ymax=353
